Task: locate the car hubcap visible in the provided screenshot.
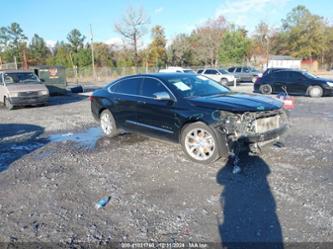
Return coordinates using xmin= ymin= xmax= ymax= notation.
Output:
xmin=101 ymin=113 xmax=113 ymax=135
xmin=262 ymin=85 xmax=270 ymax=94
xmin=185 ymin=128 xmax=215 ymax=161
xmin=311 ymin=88 xmax=321 ymax=96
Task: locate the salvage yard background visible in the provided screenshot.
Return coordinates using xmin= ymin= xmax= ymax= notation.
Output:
xmin=0 ymin=83 xmax=333 ymax=244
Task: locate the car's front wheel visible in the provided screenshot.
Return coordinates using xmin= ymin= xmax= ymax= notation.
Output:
xmin=4 ymin=97 xmax=14 ymax=110
xmin=220 ymin=78 xmax=228 ymax=85
xmin=100 ymin=110 xmax=118 ymax=137
xmin=181 ymin=122 xmax=220 ymax=164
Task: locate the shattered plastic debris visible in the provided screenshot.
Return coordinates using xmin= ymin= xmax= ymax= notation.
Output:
xmin=95 ymin=196 xmax=111 ymax=209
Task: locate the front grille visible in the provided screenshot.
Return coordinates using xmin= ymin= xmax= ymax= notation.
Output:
xmin=18 ymin=91 xmax=39 ymax=97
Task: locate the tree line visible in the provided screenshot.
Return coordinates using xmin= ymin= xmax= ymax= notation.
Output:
xmin=1 ymin=5 xmax=333 ymax=70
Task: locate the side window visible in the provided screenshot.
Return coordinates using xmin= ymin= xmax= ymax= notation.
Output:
xmin=271 ymin=71 xmax=287 ymax=81
xmin=110 ymin=78 xmax=141 ymax=95
xmin=289 ymin=72 xmax=304 ymax=82
xmin=0 ymin=74 xmax=3 ymax=84
xmin=235 ymin=67 xmax=242 ymax=73
xmin=205 ymin=69 xmax=218 ymax=75
xmin=197 ymin=70 xmax=203 ymax=74
xmin=141 ymin=78 xmax=167 ymax=98
xmin=228 ymin=67 xmax=235 ymax=72
xmin=242 ymin=67 xmax=250 ymax=73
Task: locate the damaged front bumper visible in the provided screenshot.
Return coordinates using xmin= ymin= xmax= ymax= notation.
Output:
xmin=214 ymin=109 xmax=288 ymax=151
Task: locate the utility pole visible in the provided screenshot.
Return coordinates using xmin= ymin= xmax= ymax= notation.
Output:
xmin=90 ymin=24 xmax=96 ymax=80
xmin=14 ymin=56 xmax=18 ymax=70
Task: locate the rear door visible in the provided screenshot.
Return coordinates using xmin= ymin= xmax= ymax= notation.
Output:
xmin=285 ymin=71 xmax=309 ymax=95
xmin=108 ymin=77 xmax=142 ymax=130
xmin=135 ymin=77 xmax=178 ymax=140
xmin=269 ymin=71 xmax=288 ymax=93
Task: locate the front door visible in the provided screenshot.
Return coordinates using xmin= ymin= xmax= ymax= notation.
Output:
xmin=135 ymin=77 xmax=178 ymax=140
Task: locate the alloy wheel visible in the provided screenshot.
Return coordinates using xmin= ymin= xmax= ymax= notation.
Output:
xmin=184 ymin=128 xmax=216 ymax=161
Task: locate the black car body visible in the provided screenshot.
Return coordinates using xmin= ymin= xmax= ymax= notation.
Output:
xmin=254 ymin=69 xmax=333 ymax=97
xmin=91 ymin=73 xmax=288 ymax=164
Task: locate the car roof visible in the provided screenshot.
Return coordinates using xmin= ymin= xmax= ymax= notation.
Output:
xmin=119 ymin=73 xmax=196 ymax=81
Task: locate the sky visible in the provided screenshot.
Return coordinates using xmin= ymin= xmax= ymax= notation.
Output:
xmin=1 ymin=0 xmax=333 ymax=47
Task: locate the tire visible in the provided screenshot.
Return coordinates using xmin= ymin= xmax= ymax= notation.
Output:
xmin=308 ymin=86 xmax=323 ymax=98
xmin=100 ymin=109 xmax=118 ymax=137
xmin=259 ymin=84 xmax=272 ymax=95
xmin=4 ymin=97 xmax=14 ymax=110
xmin=220 ymin=78 xmax=228 ymax=85
xmin=180 ymin=122 xmax=220 ymax=164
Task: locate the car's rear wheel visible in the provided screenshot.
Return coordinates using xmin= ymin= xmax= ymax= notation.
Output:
xmin=4 ymin=97 xmax=14 ymax=110
xmin=259 ymin=84 xmax=272 ymax=95
xmin=308 ymin=86 xmax=323 ymax=98
xmin=181 ymin=122 xmax=220 ymax=164
xmin=100 ymin=110 xmax=118 ymax=137
xmin=220 ymin=78 xmax=228 ymax=85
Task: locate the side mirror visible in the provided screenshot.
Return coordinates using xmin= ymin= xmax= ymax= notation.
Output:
xmin=153 ymin=91 xmax=171 ymax=101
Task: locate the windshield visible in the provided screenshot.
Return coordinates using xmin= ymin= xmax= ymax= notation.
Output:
xmin=302 ymin=71 xmax=317 ymax=79
xmin=3 ymin=72 xmax=40 ymax=84
xmin=218 ymin=69 xmax=230 ymax=74
xmin=164 ymin=74 xmax=230 ymax=98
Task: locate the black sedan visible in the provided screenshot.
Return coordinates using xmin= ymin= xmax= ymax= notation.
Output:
xmin=91 ymin=73 xmax=288 ymax=164
xmin=254 ymin=69 xmax=333 ymax=97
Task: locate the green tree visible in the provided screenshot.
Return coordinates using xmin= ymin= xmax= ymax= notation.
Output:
xmin=0 ymin=23 xmax=28 ymax=66
xmin=29 ymin=34 xmax=51 ymax=65
xmin=148 ymin=25 xmax=167 ymax=68
xmin=280 ymin=5 xmax=327 ymax=59
xmin=67 ymin=29 xmax=85 ymax=53
xmin=47 ymin=41 xmax=71 ymax=67
xmin=218 ymin=28 xmax=251 ymax=65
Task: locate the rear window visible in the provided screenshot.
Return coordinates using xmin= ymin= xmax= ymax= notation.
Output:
xmin=110 ymin=78 xmax=141 ymax=95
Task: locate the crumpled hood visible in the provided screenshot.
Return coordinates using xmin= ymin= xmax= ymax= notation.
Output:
xmin=188 ymin=92 xmax=283 ymax=112
xmin=5 ymin=83 xmax=48 ymax=93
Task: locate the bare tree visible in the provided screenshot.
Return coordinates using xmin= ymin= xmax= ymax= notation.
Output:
xmin=114 ymin=6 xmax=150 ymax=68
xmin=192 ymin=15 xmax=228 ymax=67
xmin=254 ymin=21 xmax=275 ymax=67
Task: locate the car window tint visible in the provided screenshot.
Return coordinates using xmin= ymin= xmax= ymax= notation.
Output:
xmin=228 ymin=67 xmax=235 ymax=72
xmin=205 ymin=69 xmax=217 ymax=75
xmin=271 ymin=71 xmax=287 ymax=81
xmin=111 ymin=78 xmax=141 ymax=95
xmin=141 ymin=78 xmax=167 ymax=98
xmin=235 ymin=67 xmax=242 ymax=73
xmin=197 ymin=70 xmax=203 ymax=74
xmin=289 ymin=72 xmax=303 ymax=81
xmin=0 ymin=74 xmax=3 ymax=84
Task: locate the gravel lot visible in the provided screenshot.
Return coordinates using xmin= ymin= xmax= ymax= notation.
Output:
xmin=0 ymin=87 xmax=333 ymax=247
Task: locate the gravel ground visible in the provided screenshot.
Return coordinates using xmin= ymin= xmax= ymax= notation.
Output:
xmin=0 ymin=89 xmax=333 ymax=247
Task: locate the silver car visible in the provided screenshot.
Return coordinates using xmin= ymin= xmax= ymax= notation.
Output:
xmin=0 ymin=70 xmax=49 ymax=110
